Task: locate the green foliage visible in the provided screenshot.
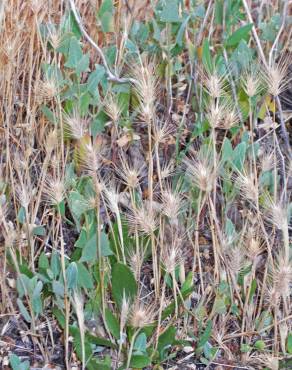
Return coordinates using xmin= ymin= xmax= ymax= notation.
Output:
xmin=112 ymin=263 xmax=137 ymax=308
xmin=98 ymin=0 xmax=115 ymax=33
xmin=160 ymin=0 xmax=180 ymax=23
xmin=225 ymin=23 xmax=253 ymax=47
xmin=9 ymin=354 xmax=30 ymax=370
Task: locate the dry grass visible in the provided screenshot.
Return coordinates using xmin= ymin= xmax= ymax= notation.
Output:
xmin=1 ymin=1 xmax=292 ymax=369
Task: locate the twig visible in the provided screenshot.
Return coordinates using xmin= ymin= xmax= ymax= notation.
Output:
xmin=269 ymin=0 xmax=289 ymax=66
xmin=68 ymin=0 xmax=135 ymax=84
xmin=241 ymin=0 xmax=267 ymax=68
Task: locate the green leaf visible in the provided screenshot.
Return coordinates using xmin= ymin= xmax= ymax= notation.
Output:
xmin=32 ymin=281 xmax=43 ymax=315
xmin=100 ymin=231 xmax=113 ymax=257
xmin=53 ymin=307 xmax=65 ymax=329
xmin=91 ymin=110 xmax=108 ymax=136
xmin=68 ymin=190 xmax=88 ymax=228
xmin=129 ymin=354 xmax=151 ymax=368
xmin=215 ymin=0 xmax=223 ymax=25
xmin=77 ymin=262 xmax=94 ymax=289
xmin=230 ymin=40 xmax=253 ymax=70
xmin=68 ymin=191 xmax=88 ymax=218
xmin=259 ymin=14 xmax=281 ymax=42
xmin=80 ymin=234 xmax=97 ymax=263
xmin=17 ymin=298 xmax=32 ymax=323
xmin=204 ymin=342 xmax=217 ymax=361
xmin=112 ymin=263 xmax=137 ymax=308
xmin=134 ymin=333 xmax=147 ymax=353
xmin=53 ymin=280 xmax=65 ymax=297
xmin=211 ymin=296 xmax=226 ymax=315
xmin=225 ymin=23 xmax=253 ymax=47
xmin=202 ymin=39 xmax=213 ymax=73
xmin=64 ymin=11 xmax=82 ymax=39
xmin=32 ymin=225 xmax=46 ymax=236
xmin=232 ymin=142 xmax=246 ymax=171
xmin=80 ymin=232 xmax=113 ymax=263
xmin=198 ymin=320 xmax=212 ymax=349
xmin=176 ymin=15 xmax=190 ymax=46
xmin=98 ymin=0 xmax=114 ymax=33
xmin=79 ymin=92 xmax=91 ymax=116
xmin=181 ymin=271 xmax=193 ymax=294
xmin=221 ymin=137 xmax=233 ymax=163
xmin=86 ymin=331 xmax=117 ymax=349
xmin=76 ymin=53 xmax=90 ymax=75
xmin=240 ymin=343 xmax=252 ymax=353
xmin=225 ymin=218 xmax=235 ymax=239
xmin=9 ymin=354 xmax=30 ymax=370
xmin=17 ymin=206 xmax=26 ymax=224
xmin=41 ymin=105 xmax=56 ymax=124
xmin=158 ymin=326 xmax=176 ymax=355
xmin=152 ymin=18 xmax=161 ymax=41
xmin=248 ymin=279 xmax=257 ymax=304
xmin=160 ymin=0 xmax=180 ymax=23
xmin=64 ymin=37 xmax=83 ymax=69
xmin=87 ymin=65 xmax=106 ymax=96
xmin=51 ymin=251 xmax=61 ymax=278
xmin=66 ymin=262 xmax=78 ymax=290
xmin=254 ymin=340 xmax=265 ymax=350
xmin=16 ymin=274 xmax=30 ymax=298
xmin=287 ymin=332 xmax=292 ymax=354
xmin=75 ymin=228 xmax=87 ymax=248
xmin=91 ymin=116 xmax=106 ymax=136
xmin=38 ymin=252 xmax=49 ymax=270
xmin=105 ymin=308 xmax=120 ymax=340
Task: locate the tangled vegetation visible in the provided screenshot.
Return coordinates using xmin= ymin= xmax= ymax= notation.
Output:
xmin=1 ymin=1 xmax=292 ymax=369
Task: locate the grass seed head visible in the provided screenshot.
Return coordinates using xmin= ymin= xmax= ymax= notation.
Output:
xmin=153 ymin=122 xmax=174 ymax=145
xmin=120 ymin=293 xmax=130 ymax=331
xmin=245 ymin=231 xmax=264 ymax=260
xmin=263 ymin=196 xmax=288 ymax=231
xmin=127 ymin=202 xmax=158 ymax=235
xmin=16 ymin=185 xmax=31 ymax=209
xmin=132 ymin=58 xmax=158 ymax=122
xmin=119 ymin=157 xmax=141 ymax=189
xmin=222 ymin=106 xmax=240 ymax=130
xmin=269 ymin=254 xmax=292 ymax=302
xmin=206 ymin=101 xmax=224 ymax=128
xmin=160 ymin=161 xmax=175 ymax=180
xmin=36 ymin=78 xmax=58 ymax=102
xmin=77 ymin=140 xmax=101 ymax=176
xmin=160 ymin=186 xmax=184 ymax=225
xmin=64 ymin=109 xmax=87 ymax=140
xmin=234 ymin=170 xmax=258 ymax=203
xmin=241 ymin=67 xmax=263 ymax=98
xmin=43 ymin=177 xmax=65 ymax=206
xmin=103 ymin=186 xmax=121 ymax=216
xmin=224 ymin=245 xmax=247 ymax=277
xmin=183 ymin=150 xmax=216 ymax=193
xmin=129 ymin=248 xmax=145 ymax=280
xmin=202 ymin=69 xmax=227 ymax=99
xmin=264 ymin=54 xmax=291 ymax=97
xmin=104 ymin=94 xmax=123 ymax=124
xmin=161 ymin=238 xmax=183 ymax=274
xmin=45 ymin=129 xmax=58 ymax=154
xmin=48 ymin=27 xmax=62 ymax=50
xmin=130 ymin=301 xmax=156 ymax=328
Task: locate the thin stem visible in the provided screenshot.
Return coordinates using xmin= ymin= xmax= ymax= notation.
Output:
xmin=126 ymin=329 xmax=141 ymax=369
xmin=68 ymin=0 xmax=135 ymax=84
